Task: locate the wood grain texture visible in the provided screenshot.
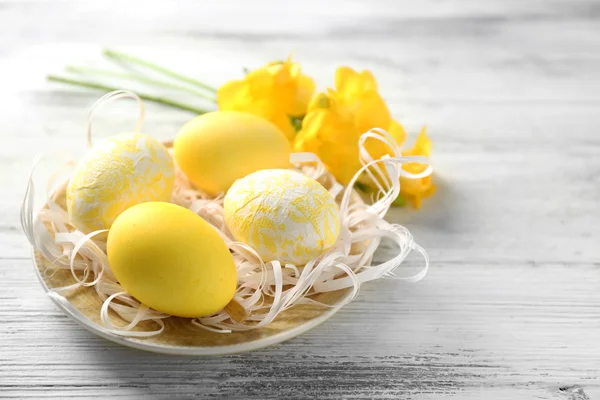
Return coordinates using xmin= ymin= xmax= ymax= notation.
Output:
xmin=1 ymin=0 xmax=599 ymax=398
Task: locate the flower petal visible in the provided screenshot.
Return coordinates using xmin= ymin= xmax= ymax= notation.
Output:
xmin=360 ymin=70 xmax=378 ymax=92
xmin=269 ymin=113 xmax=297 ymax=142
xmin=217 ymin=80 xmax=247 ymax=110
xmin=290 ymin=74 xmax=316 ymax=117
xmin=399 ymin=127 xmax=434 ymax=208
xmin=387 ymin=119 xmax=406 ymax=148
xmin=403 ymin=127 xmax=431 ymax=158
xmin=334 ymin=66 xmax=358 ymax=93
xmin=350 ymin=91 xmax=391 ymax=135
xmin=295 ymin=103 xmax=361 ymax=185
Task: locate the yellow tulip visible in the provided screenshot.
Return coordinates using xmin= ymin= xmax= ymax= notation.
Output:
xmin=295 ymin=66 xmax=407 ymax=183
xmin=294 ymin=91 xmax=362 ymax=184
xmin=217 ymin=57 xmax=315 ymax=141
xmin=400 ymin=127 xmax=435 ymax=208
xmin=295 ymin=66 xmax=433 ymax=208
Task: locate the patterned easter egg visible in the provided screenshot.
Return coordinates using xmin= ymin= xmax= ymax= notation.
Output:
xmin=224 ymin=169 xmax=340 ymax=265
xmin=67 ymin=133 xmax=175 ymax=233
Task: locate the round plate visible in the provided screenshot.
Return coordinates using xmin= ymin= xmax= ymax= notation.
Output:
xmin=31 ymin=140 xmax=357 ymax=355
xmin=32 ymin=250 xmax=352 ymax=355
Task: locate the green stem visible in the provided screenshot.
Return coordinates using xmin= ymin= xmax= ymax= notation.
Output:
xmin=47 ymin=75 xmax=210 ymax=115
xmin=103 ymin=48 xmax=218 ymax=93
xmin=66 ymin=66 xmax=216 ymax=102
xmin=392 ymin=194 xmax=407 ymax=207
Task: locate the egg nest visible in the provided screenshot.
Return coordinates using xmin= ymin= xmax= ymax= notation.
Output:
xmin=22 ymin=130 xmax=431 ymax=337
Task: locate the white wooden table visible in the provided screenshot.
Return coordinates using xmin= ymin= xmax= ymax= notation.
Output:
xmin=1 ymin=1 xmax=599 ymax=398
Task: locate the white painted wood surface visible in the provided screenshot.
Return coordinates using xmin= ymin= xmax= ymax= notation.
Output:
xmin=1 ymin=0 xmax=599 ymax=398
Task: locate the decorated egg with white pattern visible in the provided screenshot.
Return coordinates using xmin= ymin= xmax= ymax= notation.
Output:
xmin=67 ymin=133 xmax=175 ymax=233
xmin=224 ymin=169 xmax=340 ymax=265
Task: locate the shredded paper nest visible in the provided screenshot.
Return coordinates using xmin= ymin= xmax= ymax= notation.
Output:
xmin=20 ymin=91 xmax=432 ymax=338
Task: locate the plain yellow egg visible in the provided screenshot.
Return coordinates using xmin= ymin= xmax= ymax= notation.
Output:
xmin=224 ymin=169 xmax=340 ymax=265
xmin=67 ymin=133 xmax=175 ymax=233
xmin=174 ymin=111 xmax=291 ymax=196
xmin=107 ymin=202 xmax=237 ymax=318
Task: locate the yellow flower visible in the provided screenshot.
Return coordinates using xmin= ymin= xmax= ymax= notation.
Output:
xmin=217 ymin=57 xmax=315 ymax=141
xmin=295 ymin=91 xmax=361 ymax=184
xmin=294 ymin=66 xmax=406 ymax=184
xmin=400 ymin=127 xmax=435 ymax=208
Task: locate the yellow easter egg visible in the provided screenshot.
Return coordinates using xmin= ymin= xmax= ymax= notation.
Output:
xmin=67 ymin=133 xmax=175 ymax=233
xmin=224 ymin=169 xmax=340 ymax=265
xmin=107 ymin=202 xmax=237 ymax=318
xmin=174 ymin=111 xmax=291 ymax=196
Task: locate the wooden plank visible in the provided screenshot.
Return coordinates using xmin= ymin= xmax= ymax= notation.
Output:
xmin=0 ymin=260 xmax=600 ymax=398
xmin=1 ymin=260 xmax=599 ymax=398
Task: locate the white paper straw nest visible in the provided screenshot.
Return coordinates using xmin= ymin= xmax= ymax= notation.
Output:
xmin=20 ymin=90 xmax=433 ymax=337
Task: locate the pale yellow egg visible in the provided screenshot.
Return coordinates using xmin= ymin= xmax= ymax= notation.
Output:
xmin=173 ymin=111 xmax=291 ymax=196
xmin=107 ymin=202 xmax=237 ymax=318
xmin=224 ymin=169 xmax=340 ymax=265
xmin=67 ymin=133 xmax=174 ymax=233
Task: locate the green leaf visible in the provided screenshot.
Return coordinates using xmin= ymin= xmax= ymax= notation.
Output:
xmin=103 ymin=48 xmax=217 ymax=93
xmin=47 ymin=75 xmax=211 ymax=115
xmin=290 ymin=116 xmax=304 ymax=132
xmin=392 ymin=194 xmax=407 ymax=207
xmin=353 ymin=181 xmax=370 ymax=193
